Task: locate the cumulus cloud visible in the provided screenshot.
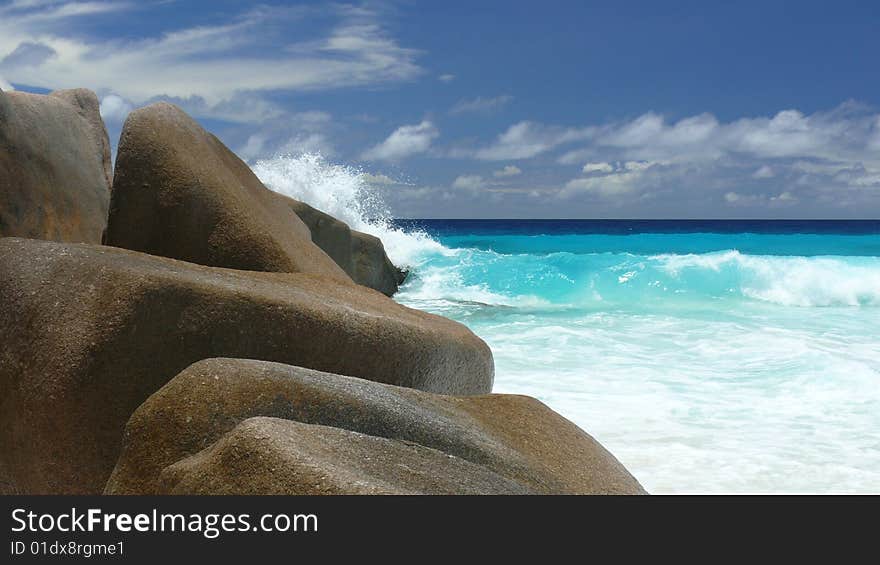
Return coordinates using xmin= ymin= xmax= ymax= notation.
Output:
xmin=472 ymin=121 xmax=595 ymax=160
xmin=451 ymin=174 xmax=487 ymax=191
xmin=0 ymin=75 xmax=12 ymax=91
xmin=99 ymin=94 xmax=132 ymax=124
xmin=438 ymin=74 xmax=455 ymax=82
xmin=545 ymin=102 xmax=880 ymax=211
xmin=562 ymin=103 xmax=880 ymax=166
xmin=361 ymin=120 xmax=439 ymax=161
xmin=449 ymin=95 xmax=513 ymax=115
xmin=0 ymin=2 xmax=423 ymax=110
xmin=562 ymin=161 xmax=664 ymax=198
xmin=493 ymin=165 xmax=522 ymax=177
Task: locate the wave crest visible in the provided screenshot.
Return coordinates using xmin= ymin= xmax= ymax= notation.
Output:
xmin=252 ymin=153 xmax=444 ymax=268
xmin=654 ymin=250 xmax=880 ymax=307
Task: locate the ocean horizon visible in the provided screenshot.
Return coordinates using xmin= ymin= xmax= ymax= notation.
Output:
xmin=256 ymin=155 xmax=880 ymax=494
xmin=6 ymin=0 xmax=880 ymax=551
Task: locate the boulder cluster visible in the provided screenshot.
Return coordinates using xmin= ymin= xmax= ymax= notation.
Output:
xmin=0 ymin=87 xmax=644 ymax=495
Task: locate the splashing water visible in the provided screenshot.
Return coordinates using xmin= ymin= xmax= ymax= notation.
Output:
xmin=391 ymin=223 xmax=880 ymax=493
xmin=250 ymin=154 xmax=880 ymax=493
xmin=253 ymin=153 xmax=444 ymax=268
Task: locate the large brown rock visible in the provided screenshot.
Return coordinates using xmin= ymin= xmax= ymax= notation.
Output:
xmin=156 ymin=417 xmax=530 ymax=495
xmin=0 ymin=88 xmax=111 ymax=243
xmin=106 ymin=358 xmax=645 ymax=495
xmin=104 ymin=102 xmax=349 ymax=282
xmin=0 ymin=238 xmax=493 ymax=494
xmin=287 ymin=199 xmax=405 ymax=296
xmin=350 ymin=230 xmax=406 ymax=296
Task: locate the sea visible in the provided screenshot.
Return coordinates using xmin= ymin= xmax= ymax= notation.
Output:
xmin=255 ymin=154 xmax=880 ymax=494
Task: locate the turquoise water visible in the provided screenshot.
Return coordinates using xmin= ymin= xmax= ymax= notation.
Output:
xmin=254 ymin=156 xmax=880 ymax=493
xmin=393 ymin=221 xmax=880 ymax=493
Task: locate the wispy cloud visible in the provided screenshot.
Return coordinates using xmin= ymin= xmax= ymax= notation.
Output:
xmin=752 ymin=165 xmax=775 ymax=179
xmin=451 ymin=174 xmax=487 ymax=191
xmin=468 ymin=121 xmax=595 ymax=160
xmin=449 ymin=94 xmax=513 ymax=115
xmin=0 ymin=2 xmax=423 ymax=107
xmin=361 ymin=120 xmax=439 ymax=161
xmin=236 ymin=111 xmax=336 ymax=162
xmin=0 ymin=0 xmax=132 ymax=24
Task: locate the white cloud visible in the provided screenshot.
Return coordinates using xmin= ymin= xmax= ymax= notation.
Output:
xmin=493 ymin=165 xmax=522 ymax=177
xmin=438 ymin=74 xmax=455 ymax=82
xmin=562 ymin=161 xmax=664 ymax=199
xmin=236 ymin=111 xmax=336 ymax=162
xmin=601 ymin=112 xmax=719 ymax=156
xmin=452 ymin=174 xmax=486 ymax=191
xmin=772 ymin=191 xmax=796 ymax=202
xmin=562 ymin=171 xmax=643 ymax=198
xmin=583 ymin=162 xmax=614 ymax=174
xmin=752 ymin=165 xmax=775 ymax=179
xmin=548 ymin=103 xmax=880 ymax=209
xmin=0 ymin=3 xmax=422 ymax=111
xmin=99 ymin=94 xmax=132 ymax=123
xmin=361 ymin=120 xmax=439 ymax=161
xmin=565 ymin=103 xmax=880 ymax=166
xmin=557 ymin=148 xmax=596 ymax=165
xmin=473 ymin=121 xmax=595 ymax=160
xmin=725 ymin=190 xmax=798 ymax=207
xmin=623 ymin=160 xmax=661 ymax=171
xmin=0 ymin=1 xmax=132 ymax=25
xmin=450 ymin=95 xmax=513 ymax=115
xmin=278 ymin=133 xmax=334 ymax=157
xmin=0 ymin=75 xmax=12 ymax=90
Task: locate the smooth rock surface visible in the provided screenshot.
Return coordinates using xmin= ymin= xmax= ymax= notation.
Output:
xmin=287 ymin=199 xmax=405 ymax=296
xmin=106 ymin=358 xmax=644 ymax=495
xmin=350 ymin=230 xmax=405 ymax=297
xmin=0 ymin=238 xmax=493 ymax=494
xmin=0 ymin=88 xmax=111 ymax=243
xmin=104 ymin=102 xmax=349 ymax=282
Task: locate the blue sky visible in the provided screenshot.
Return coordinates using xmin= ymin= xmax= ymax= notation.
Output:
xmin=1 ymin=0 xmax=879 ymax=218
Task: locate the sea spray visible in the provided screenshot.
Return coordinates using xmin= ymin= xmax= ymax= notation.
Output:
xmin=253 ymin=153 xmax=445 ymax=269
xmin=249 ymin=155 xmax=880 ymax=492
xmin=389 ymin=224 xmax=880 ymax=493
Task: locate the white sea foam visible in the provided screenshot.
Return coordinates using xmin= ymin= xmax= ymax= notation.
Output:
xmin=654 ymin=249 xmax=880 ymax=306
xmin=252 ymin=153 xmax=445 ymax=268
xmin=244 ymin=154 xmax=880 ymax=492
xmin=484 ymin=309 xmax=880 ymax=493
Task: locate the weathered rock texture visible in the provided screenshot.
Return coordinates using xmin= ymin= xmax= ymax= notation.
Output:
xmin=0 ymin=238 xmax=493 ymax=494
xmin=287 ymin=199 xmax=405 ymax=296
xmin=106 ymin=358 xmax=645 ymax=495
xmin=0 ymin=88 xmax=111 ymax=243
xmin=103 ymin=102 xmax=349 ymax=282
